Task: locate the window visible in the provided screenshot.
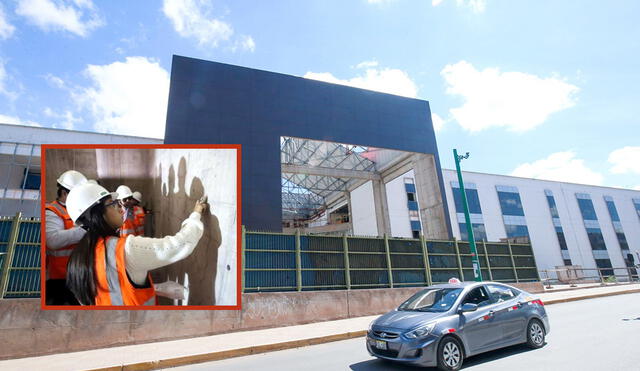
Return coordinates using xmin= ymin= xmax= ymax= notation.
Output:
xmin=459 ymin=223 xmax=487 ymax=241
xmin=452 ymin=187 xmax=482 ymax=214
xmin=563 ymin=259 xmax=572 ymax=266
xmin=412 ymin=230 xmax=420 ymax=239
xmin=497 ymin=191 xmax=525 ymax=216
xmin=546 ymin=195 xmax=559 ymax=218
xmin=22 ymin=169 xmax=41 ymax=190
xmin=586 ymin=228 xmax=607 ymax=250
xmin=556 ymin=227 xmax=568 ymax=250
xmin=505 ymin=224 xmax=530 ymax=239
xmin=605 ymin=199 xmax=620 ymax=222
xmin=409 ymin=210 xmax=419 ymax=218
xmin=462 ymin=286 xmax=493 ymax=307
xmin=486 ymin=284 xmax=518 ymax=302
xmin=577 ymin=197 xmax=598 ymax=220
xmin=407 ymin=192 xmax=416 ymax=202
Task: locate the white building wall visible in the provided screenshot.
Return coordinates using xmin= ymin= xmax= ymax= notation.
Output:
xmin=385 ymin=170 xmax=414 ymax=238
xmin=351 ymin=180 xmax=378 ymax=236
xmin=441 ymin=169 xmax=640 ymax=272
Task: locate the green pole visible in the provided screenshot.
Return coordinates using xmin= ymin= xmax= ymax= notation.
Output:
xmin=453 ymin=149 xmax=482 ymax=282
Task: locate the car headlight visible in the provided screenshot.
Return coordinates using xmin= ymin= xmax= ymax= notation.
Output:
xmin=404 ymin=323 xmax=435 ymax=339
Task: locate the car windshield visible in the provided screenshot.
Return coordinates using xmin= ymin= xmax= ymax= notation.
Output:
xmin=398 ymin=288 xmax=464 ymax=312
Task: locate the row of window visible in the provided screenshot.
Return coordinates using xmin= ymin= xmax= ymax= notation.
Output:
xmin=449 ymin=182 xmax=639 ymax=270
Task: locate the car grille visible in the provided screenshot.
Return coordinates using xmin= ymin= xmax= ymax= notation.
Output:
xmin=371 ymin=347 xmax=399 ymax=358
xmin=372 ymin=330 xmax=400 ymax=339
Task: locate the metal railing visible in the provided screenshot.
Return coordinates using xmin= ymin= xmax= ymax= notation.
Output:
xmin=0 ymin=213 xmax=41 ymax=298
xmin=242 ymin=227 xmax=540 ymax=293
xmin=540 ymin=266 xmax=640 ymax=288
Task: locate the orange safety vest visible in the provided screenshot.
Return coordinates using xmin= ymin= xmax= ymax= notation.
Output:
xmin=133 ymin=206 xmax=145 ymax=236
xmin=120 ymin=207 xmax=137 ymax=237
xmin=94 ymin=236 xmax=156 ymax=306
xmin=45 ymin=201 xmax=77 ymax=280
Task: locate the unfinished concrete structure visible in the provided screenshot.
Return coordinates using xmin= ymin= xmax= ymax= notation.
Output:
xmin=165 ymin=56 xmax=452 ymax=239
xmin=44 ymin=147 xmax=237 ymax=305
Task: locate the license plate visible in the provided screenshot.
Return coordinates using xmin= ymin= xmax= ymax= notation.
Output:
xmin=374 ymin=340 xmax=387 ymax=350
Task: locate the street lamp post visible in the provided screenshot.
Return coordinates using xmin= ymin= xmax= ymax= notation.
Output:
xmin=453 ymin=149 xmax=483 ymax=282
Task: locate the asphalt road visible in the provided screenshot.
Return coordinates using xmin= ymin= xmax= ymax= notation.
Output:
xmin=166 ymin=293 xmax=640 ymax=370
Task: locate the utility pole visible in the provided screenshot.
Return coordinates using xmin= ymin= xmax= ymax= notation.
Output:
xmin=453 ymin=149 xmax=483 ymax=282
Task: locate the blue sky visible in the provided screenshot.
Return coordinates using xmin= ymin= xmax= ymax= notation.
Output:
xmin=0 ymin=0 xmax=638 ymax=189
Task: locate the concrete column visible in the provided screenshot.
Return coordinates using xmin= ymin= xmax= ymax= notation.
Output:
xmin=372 ymin=179 xmax=391 ymax=237
xmin=412 ymin=153 xmax=448 ymax=239
xmin=345 ymin=191 xmax=353 ymax=235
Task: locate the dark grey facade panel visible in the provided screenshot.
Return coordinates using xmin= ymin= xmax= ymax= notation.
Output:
xmin=165 ymin=55 xmax=451 ymax=234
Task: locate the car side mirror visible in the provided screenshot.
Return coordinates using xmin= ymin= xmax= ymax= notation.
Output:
xmin=459 ymin=303 xmax=478 ymax=313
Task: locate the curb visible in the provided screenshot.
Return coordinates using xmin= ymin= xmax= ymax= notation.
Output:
xmin=86 ymin=288 xmax=639 ymax=371
xmin=87 ymin=331 xmax=368 ymax=371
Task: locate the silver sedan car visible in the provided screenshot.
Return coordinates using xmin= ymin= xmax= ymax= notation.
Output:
xmin=366 ymin=281 xmax=549 ymax=370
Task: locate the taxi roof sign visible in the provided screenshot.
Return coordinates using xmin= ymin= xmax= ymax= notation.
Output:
xmin=448 ymin=277 xmax=461 ymax=284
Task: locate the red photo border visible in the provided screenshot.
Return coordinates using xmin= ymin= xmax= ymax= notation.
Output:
xmin=40 ymin=144 xmax=242 ymax=310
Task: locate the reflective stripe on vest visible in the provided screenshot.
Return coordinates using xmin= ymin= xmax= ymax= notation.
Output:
xmin=45 ymin=201 xmax=77 ymax=280
xmin=120 ymin=208 xmax=137 ymax=237
xmin=133 ymin=206 xmax=145 ymax=236
xmin=95 ymin=236 xmax=156 ymax=306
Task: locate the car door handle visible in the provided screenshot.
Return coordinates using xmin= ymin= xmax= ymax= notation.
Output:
xmin=488 ymin=310 xmax=495 ymax=317
xmin=517 ymin=301 xmax=524 ymax=307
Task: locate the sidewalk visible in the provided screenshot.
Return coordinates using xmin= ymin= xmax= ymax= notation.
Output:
xmin=1 ymin=283 xmax=639 ymax=371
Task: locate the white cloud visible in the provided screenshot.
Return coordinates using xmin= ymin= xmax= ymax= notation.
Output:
xmin=73 ymin=57 xmax=170 ymax=139
xmin=304 ymin=64 xmax=418 ymax=98
xmin=431 ymin=113 xmax=445 ymax=132
xmin=432 ymin=0 xmax=487 ymax=13
xmin=0 ymin=60 xmax=18 ymax=100
xmin=442 ymin=61 xmax=578 ymax=132
xmin=355 ymin=60 xmax=379 ymax=69
xmin=16 ymin=0 xmax=104 ymax=37
xmin=511 ymin=151 xmax=603 ymax=186
xmin=0 ymin=4 xmax=15 ymax=39
xmin=44 ymin=73 xmax=66 ymax=89
xmin=43 ymin=107 xmax=79 ymax=130
xmin=231 ymin=34 xmax=255 ymax=53
xmin=608 ymin=146 xmax=640 ymax=175
xmin=162 ymin=0 xmax=233 ymax=48
xmin=0 ymin=114 xmax=42 ymax=127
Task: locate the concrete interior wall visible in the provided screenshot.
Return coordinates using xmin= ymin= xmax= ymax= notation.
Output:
xmin=44 ymin=149 xmax=99 ymax=202
xmin=44 ymin=148 xmax=237 ymax=306
xmin=151 ymin=149 xmax=237 ymax=306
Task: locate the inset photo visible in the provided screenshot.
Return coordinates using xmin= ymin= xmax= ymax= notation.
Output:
xmin=41 ymin=145 xmax=240 ymax=309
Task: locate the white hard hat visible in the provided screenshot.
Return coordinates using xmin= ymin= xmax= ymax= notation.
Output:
xmin=132 ymin=191 xmax=142 ymax=202
xmin=57 ymin=170 xmax=87 ymax=190
xmin=115 ymin=185 xmax=133 ymax=200
xmin=86 ymin=179 xmax=98 ymax=185
xmin=67 ymin=183 xmax=117 ymax=223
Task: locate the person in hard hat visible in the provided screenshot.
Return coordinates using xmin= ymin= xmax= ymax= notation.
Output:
xmin=44 ymin=170 xmax=88 ymax=305
xmin=131 ymin=191 xmax=145 ymax=236
xmin=65 ymin=182 xmax=207 ymax=306
xmin=115 ymin=185 xmax=139 ymax=237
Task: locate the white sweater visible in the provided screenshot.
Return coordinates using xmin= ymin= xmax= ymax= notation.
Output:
xmin=124 ymin=212 xmax=204 ymax=285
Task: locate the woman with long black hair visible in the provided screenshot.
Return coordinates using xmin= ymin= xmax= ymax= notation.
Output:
xmin=65 ymin=182 xmax=207 ymax=306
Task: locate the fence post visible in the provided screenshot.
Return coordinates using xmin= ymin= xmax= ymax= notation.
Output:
xmin=0 ymin=212 xmax=22 ymax=298
xmin=383 ymin=234 xmax=394 ymax=288
xmin=482 ymin=240 xmax=493 ymax=281
xmin=342 ymin=234 xmax=351 ymax=290
xmin=241 ymin=225 xmax=246 ymax=293
xmin=420 ymin=233 xmax=432 ymax=286
xmin=295 ymin=228 xmax=302 ymax=292
xmin=526 ymin=243 xmax=541 ymax=281
xmin=453 ymin=239 xmax=464 ymax=281
xmin=507 ymin=240 xmax=519 ymax=283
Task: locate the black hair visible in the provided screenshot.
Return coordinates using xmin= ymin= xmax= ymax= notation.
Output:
xmin=56 ymin=184 xmax=69 ymax=199
xmin=66 ymin=196 xmax=118 ymax=305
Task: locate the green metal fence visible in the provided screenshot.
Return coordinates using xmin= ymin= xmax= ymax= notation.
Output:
xmin=0 ymin=218 xmax=540 ymax=298
xmin=0 ymin=213 xmax=41 ymax=298
xmin=243 ymin=228 xmax=540 ymax=293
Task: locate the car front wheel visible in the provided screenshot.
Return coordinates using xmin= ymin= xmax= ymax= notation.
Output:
xmin=437 ymin=336 xmax=464 ymax=371
xmin=526 ymin=319 xmax=546 ymax=349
